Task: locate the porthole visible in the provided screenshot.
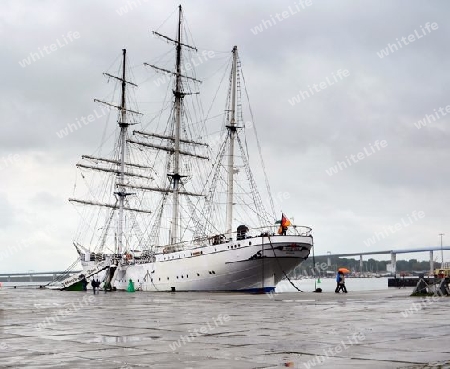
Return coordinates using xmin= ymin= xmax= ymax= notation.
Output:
xmin=212 ymin=271 xmax=216 ymax=274
xmin=249 ymin=242 xmax=252 ymax=245
xmin=197 ymin=273 xmax=200 ymax=276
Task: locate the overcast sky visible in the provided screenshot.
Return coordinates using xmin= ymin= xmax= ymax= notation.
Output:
xmin=1 ymin=0 xmax=449 ymax=272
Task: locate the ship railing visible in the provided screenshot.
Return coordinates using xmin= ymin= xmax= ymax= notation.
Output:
xmin=137 ymin=224 xmax=313 ymax=253
xmin=161 ymin=242 xmax=188 ymax=254
xmin=247 ymin=225 xmax=312 ymax=237
xmin=190 ymin=224 xmax=312 ymax=246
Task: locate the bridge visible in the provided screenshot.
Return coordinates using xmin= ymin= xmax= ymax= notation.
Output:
xmin=0 ymin=271 xmax=81 ymax=283
xmin=317 ymin=246 xmax=450 ymax=275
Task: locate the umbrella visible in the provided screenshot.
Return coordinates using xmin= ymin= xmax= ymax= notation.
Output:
xmin=338 ymin=268 xmax=350 ymax=274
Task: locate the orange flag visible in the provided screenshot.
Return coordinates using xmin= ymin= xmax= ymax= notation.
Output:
xmin=281 ymin=213 xmax=291 ymax=227
xmin=277 ymin=213 xmax=291 ymax=234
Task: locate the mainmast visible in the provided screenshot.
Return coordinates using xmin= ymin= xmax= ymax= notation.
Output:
xmin=117 ymin=49 xmax=128 ymax=254
xmin=225 ymin=46 xmax=238 ymax=239
xmin=170 ymin=5 xmax=183 ymax=245
xmin=134 ymin=5 xmax=204 ymax=246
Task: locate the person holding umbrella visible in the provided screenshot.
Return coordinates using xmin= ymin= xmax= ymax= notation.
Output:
xmin=335 ymin=268 xmax=348 ymax=293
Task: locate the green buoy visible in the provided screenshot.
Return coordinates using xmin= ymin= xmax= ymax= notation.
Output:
xmin=127 ymin=279 xmax=135 ymax=292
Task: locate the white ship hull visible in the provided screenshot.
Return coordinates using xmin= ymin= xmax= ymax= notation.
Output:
xmin=112 ymin=234 xmax=312 ymax=292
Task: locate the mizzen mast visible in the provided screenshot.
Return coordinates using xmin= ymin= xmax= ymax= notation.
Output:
xmin=225 ymin=46 xmax=238 ymax=239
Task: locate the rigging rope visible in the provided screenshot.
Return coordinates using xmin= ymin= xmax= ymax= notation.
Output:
xmin=154 ymin=7 xmax=178 ymax=32
xmin=235 ymin=134 xmax=272 ymax=226
xmin=240 ymin=68 xmax=276 ymax=220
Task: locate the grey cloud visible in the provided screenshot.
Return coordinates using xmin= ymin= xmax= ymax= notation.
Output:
xmin=1 ymin=0 xmax=450 ymax=271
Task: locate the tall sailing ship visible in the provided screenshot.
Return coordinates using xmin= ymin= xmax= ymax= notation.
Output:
xmin=50 ymin=6 xmax=313 ymax=293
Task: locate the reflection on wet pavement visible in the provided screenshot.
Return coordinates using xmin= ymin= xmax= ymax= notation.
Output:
xmin=0 ymin=287 xmax=449 ymax=368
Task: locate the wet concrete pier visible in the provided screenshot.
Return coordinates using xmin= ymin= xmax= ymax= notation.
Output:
xmin=0 ymin=287 xmax=449 ymax=368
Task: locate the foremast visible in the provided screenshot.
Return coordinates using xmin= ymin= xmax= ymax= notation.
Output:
xmin=70 ymin=49 xmax=149 ymax=256
xmin=225 ymin=46 xmax=238 ymax=239
xmin=101 ymin=49 xmax=133 ymax=254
